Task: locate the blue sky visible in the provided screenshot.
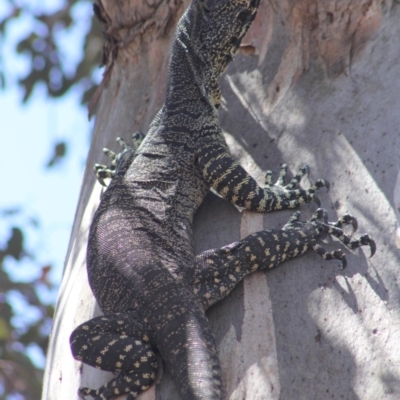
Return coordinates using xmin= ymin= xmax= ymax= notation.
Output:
xmin=0 ymin=79 xmax=91 ymax=370
xmin=0 ymin=85 xmax=90 ymax=289
xmin=0 ymin=0 xmax=96 ymax=369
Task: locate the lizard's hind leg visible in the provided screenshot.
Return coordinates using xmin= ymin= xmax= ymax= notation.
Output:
xmin=70 ymin=312 xmax=157 ymax=400
xmin=191 ymin=209 xmax=376 ymax=309
xmin=191 ymin=230 xmax=291 ymax=310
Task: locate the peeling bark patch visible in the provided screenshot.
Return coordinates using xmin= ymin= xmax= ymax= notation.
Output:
xmin=241 ymin=0 xmax=386 ymax=93
xmin=229 ymin=0 xmax=387 ymax=116
xmin=312 ymin=0 xmax=385 ymax=75
xmin=97 ymin=0 xmax=186 ymax=64
xmin=89 ymin=0 xmax=188 ymax=116
xmin=238 ymin=44 xmax=256 ymax=55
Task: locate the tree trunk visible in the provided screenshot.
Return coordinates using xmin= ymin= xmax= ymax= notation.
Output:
xmin=42 ymin=1 xmax=400 ymax=399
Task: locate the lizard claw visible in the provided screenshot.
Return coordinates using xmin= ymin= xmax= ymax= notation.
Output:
xmin=362 ymin=235 xmax=376 ymax=258
xmin=332 ymin=213 xmax=358 ymax=235
xmin=339 ymin=254 xmax=347 ymax=269
xmin=369 ymin=239 xmax=377 ymax=258
xmin=350 ymin=218 xmax=358 ymax=234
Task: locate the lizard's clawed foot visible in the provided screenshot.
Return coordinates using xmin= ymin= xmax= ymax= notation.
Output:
xmin=314 ymin=209 xmax=375 ymax=268
xmin=284 ymin=208 xmax=376 ymax=269
xmin=94 ymin=132 xmax=145 ymax=186
xmin=264 ymin=164 xmax=329 ymax=211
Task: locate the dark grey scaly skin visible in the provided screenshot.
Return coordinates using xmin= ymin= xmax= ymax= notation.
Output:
xmin=70 ymin=0 xmax=376 ymax=399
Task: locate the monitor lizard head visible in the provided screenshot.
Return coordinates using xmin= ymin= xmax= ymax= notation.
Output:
xmin=175 ymin=0 xmax=261 ymax=109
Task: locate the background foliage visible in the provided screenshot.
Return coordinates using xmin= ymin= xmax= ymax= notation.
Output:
xmin=0 ymin=1 xmax=103 ymax=398
xmin=1 ymin=0 xmax=102 ymax=104
xmin=0 ymin=211 xmax=53 ymax=399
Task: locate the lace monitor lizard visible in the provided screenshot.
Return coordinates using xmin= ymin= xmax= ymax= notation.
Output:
xmin=70 ymin=0 xmax=376 ymax=398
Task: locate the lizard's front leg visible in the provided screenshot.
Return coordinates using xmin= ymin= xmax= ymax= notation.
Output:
xmin=95 ymin=132 xmax=145 ymax=186
xmin=197 ymin=140 xmax=329 ymax=212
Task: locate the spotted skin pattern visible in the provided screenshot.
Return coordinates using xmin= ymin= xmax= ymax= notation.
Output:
xmin=71 ymin=312 xmax=157 ymax=400
xmin=191 ymin=208 xmax=375 ymax=309
xmin=70 ymin=0 xmax=375 ymax=399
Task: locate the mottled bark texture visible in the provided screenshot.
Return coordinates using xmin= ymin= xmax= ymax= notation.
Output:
xmin=42 ymin=1 xmax=400 ymax=399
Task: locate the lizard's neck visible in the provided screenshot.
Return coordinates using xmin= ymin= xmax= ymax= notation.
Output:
xmin=164 ymin=23 xmax=221 ymax=115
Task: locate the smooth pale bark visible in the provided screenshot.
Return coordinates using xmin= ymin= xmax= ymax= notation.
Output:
xmin=42 ymin=1 xmax=400 ymax=399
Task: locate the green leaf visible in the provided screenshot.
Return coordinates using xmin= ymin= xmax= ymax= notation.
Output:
xmin=6 ymin=227 xmax=24 ymax=261
xmin=0 ymin=316 xmax=11 ymax=340
xmin=46 ymin=141 xmax=67 ymax=168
